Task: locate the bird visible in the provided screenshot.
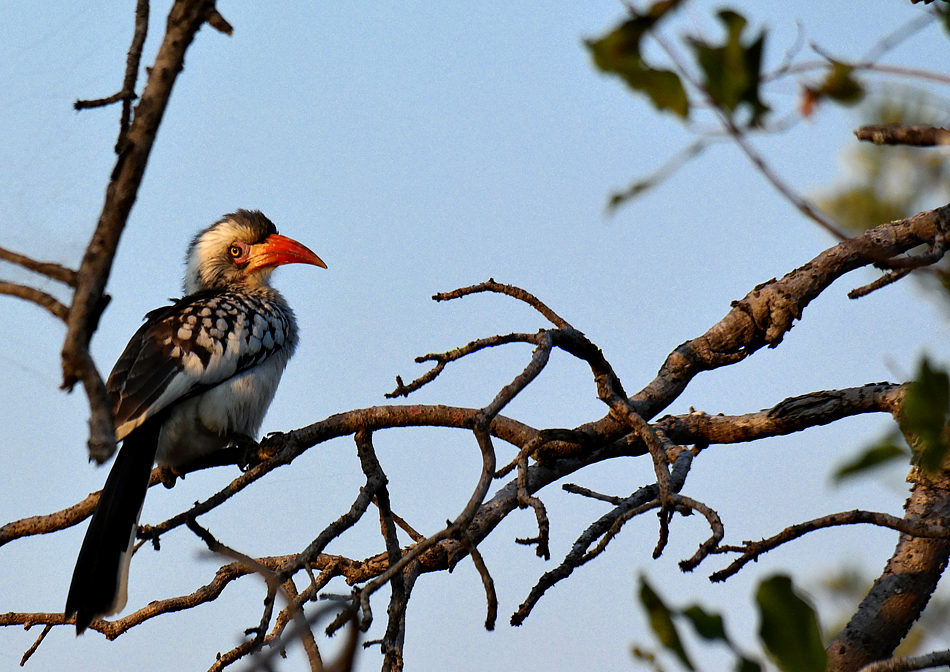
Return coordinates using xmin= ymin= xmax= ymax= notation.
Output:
xmin=64 ymin=210 xmax=326 ymax=634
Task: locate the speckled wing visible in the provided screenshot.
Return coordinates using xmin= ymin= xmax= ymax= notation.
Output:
xmin=109 ymin=290 xmax=292 ymax=441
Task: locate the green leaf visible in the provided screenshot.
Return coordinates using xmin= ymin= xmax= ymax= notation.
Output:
xmin=586 ymin=6 xmax=689 ymax=118
xmin=639 ymin=577 xmax=695 ymax=670
xmin=683 ymin=605 xmax=765 ymax=672
xmin=903 ymin=357 xmax=950 ymax=473
xmin=756 ymin=575 xmax=826 ymax=672
xmin=832 ymin=435 xmax=909 ymax=484
xmin=681 ymin=605 xmax=727 ymax=641
xmin=807 ymin=60 xmax=864 ymax=108
xmin=686 ymin=9 xmax=769 ymax=125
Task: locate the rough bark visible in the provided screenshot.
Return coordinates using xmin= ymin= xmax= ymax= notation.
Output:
xmin=827 ymin=464 xmax=950 ymax=671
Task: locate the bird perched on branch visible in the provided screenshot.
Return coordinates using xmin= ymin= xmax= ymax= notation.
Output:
xmin=65 ymin=210 xmax=326 ymax=634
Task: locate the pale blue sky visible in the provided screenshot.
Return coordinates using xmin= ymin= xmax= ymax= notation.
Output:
xmin=2 ymin=1 xmax=949 ymax=671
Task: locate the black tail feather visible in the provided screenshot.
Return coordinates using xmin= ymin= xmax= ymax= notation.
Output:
xmin=65 ymin=419 xmax=159 ymax=634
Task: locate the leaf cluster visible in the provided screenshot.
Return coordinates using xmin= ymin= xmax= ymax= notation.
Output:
xmin=637 ymin=574 xmax=826 ymax=672
xmin=587 ymin=4 xmax=771 ymax=125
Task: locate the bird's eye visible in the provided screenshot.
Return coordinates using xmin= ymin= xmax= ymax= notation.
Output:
xmin=228 ymin=244 xmax=245 ymax=259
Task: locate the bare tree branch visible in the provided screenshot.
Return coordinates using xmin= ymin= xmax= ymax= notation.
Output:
xmin=511 ymin=449 xmax=696 ymax=626
xmin=0 ymin=282 xmax=69 ymax=322
xmin=5 ymin=194 xmax=950 ymax=669
xmin=655 ymin=383 xmax=904 ymax=447
xmin=855 ymin=125 xmax=950 ymax=146
xmin=828 ymin=460 xmax=950 ymax=672
xmin=458 ymin=533 xmax=498 ymax=631
xmin=848 ymin=268 xmax=916 ymax=299
xmin=387 ymin=332 xmax=542 ymax=398
xmin=74 ymin=0 xmax=149 ymax=121
xmin=19 ymin=624 xmax=52 ymax=666
xmin=710 ymin=509 xmax=950 ymax=583
xmin=62 ymin=0 xmax=231 ymax=464
xmin=0 ymin=246 xmax=78 ymax=286
xmin=592 ymin=206 xmax=950 ymax=448
xmin=858 ymin=650 xmax=950 ymax=672
xmin=433 ymin=278 xmax=572 ymax=329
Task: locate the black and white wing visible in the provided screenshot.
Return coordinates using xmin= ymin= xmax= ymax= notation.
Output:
xmin=109 ymin=289 xmax=295 ymax=442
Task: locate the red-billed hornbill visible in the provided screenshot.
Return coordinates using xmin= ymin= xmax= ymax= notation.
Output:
xmin=65 ymin=210 xmax=326 ymax=634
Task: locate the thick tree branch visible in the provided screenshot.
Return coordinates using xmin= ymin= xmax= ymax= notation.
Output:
xmin=583 ymin=206 xmax=950 ymax=448
xmin=656 ymin=383 xmax=904 ymax=447
xmin=4 ymin=379 xmax=905 ymax=559
xmin=6 ymin=201 xmax=950 ymax=668
xmin=62 ymin=0 xmax=229 ymax=464
xmin=827 ymin=460 xmax=950 ymax=672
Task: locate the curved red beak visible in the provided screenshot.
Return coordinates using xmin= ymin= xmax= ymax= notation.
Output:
xmin=246 ymin=233 xmax=327 ymax=274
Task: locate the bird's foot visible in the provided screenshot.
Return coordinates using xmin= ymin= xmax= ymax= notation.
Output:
xmin=231 ymin=433 xmax=263 ymax=471
xmin=157 ymin=466 xmax=180 ymax=489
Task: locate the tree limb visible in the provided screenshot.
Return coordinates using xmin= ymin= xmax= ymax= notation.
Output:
xmin=62 ymin=0 xmax=231 ymax=464
xmin=828 ymin=462 xmax=950 ymax=671
xmin=0 ymin=282 xmax=69 ymax=322
xmin=0 ymin=246 xmax=77 ymax=286
xmin=858 ymin=650 xmax=950 ymax=672
xmin=711 ymin=509 xmax=950 ymax=583
xmin=855 ymin=125 xmax=950 ymax=147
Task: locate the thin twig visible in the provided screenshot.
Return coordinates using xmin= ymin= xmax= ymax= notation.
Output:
xmin=651 ymin=29 xmax=847 ymax=239
xmin=495 ymin=428 xmax=592 ymax=477
xmin=562 ymin=483 xmax=626 ymax=505
xmin=858 ymin=650 xmax=950 ymax=672
xmin=185 ymin=518 xmax=282 ymax=651
xmin=19 ymin=624 xmax=52 ymax=666
xmin=711 ymin=509 xmax=950 ymax=582
xmin=361 ymin=337 xmax=543 ymax=602
xmin=515 ymin=443 xmax=551 ymax=559
xmin=673 ymin=493 xmax=724 ymax=572
xmin=239 ymin=602 xmax=359 ymax=672
xmin=0 ymin=282 xmax=69 ymax=322
xmin=848 ymin=268 xmax=915 ymax=298
xmin=275 ymin=579 xmax=322 ymax=672
xmin=374 ymin=498 xmax=425 ymax=543
xmin=73 ymin=90 xmax=136 ymax=111
xmin=281 ymin=431 xmax=388 ymax=581
xmin=359 ymin=428 xmax=411 ymax=665
xmin=120 ymin=0 xmax=150 ymax=145
xmin=457 ymin=533 xmax=498 ymax=631
xmin=0 ymin=246 xmax=78 ymax=286
xmin=433 ymin=278 xmax=572 ymax=329
xmin=607 ymin=138 xmax=710 ymax=211
xmin=511 ymin=480 xmax=661 ymax=626
xmin=581 ymin=499 xmax=662 ymax=566
xmin=387 ymin=332 xmax=541 ymax=398
xmin=860 ymin=10 xmax=937 ymax=63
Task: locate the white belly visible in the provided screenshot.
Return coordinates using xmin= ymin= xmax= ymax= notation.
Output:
xmin=155 ymin=352 xmax=289 ymax=467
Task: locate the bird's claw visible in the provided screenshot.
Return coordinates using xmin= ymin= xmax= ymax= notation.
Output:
xmin=231 ymin=433 xmax=263 ymax=471
xmin=157 ymin=466 xmax=180 ymax=489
